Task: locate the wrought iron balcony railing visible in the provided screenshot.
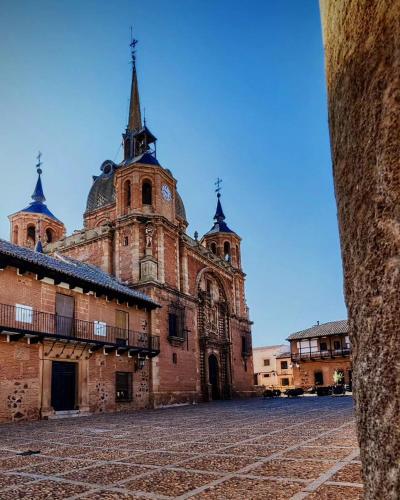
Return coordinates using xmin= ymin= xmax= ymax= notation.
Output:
xmin=291 ymin=348 xmax=351 ymax=362
xmin=0 ymin=303 xmax=160 ymax=355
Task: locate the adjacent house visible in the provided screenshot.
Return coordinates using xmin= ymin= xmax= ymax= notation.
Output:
xmin=253 ymin=344 xmax=294 ymax=389
xmin=287 ymin=320 xmax=352 ymax=389
xmin=0 ymin=239 xmax=160 ymax=422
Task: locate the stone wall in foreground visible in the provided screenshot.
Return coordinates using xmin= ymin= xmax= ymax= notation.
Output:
xmin=320 ymin=1 xmax=400 ymax=498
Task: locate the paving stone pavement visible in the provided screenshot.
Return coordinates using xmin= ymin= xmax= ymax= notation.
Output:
xmin=0 ymin=397 xmax=363 ymax=499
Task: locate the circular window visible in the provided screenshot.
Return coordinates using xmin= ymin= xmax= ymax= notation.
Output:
xmin=100 ymin=160 xmax=115 ymax=175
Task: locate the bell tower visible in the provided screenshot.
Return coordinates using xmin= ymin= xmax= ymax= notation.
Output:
xmin=9 ymin=153 xmax=65 ymax=250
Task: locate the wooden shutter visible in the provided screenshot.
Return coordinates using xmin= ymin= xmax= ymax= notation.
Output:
xmin=56 ymin=294 xmax=74 ymax=336
xmin=116 ymin=310 xmax=128 ymax=330
xmin=56 ymin=294 xmax=74 ymax=318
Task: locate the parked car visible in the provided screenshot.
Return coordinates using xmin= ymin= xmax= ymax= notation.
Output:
xmin=316 ymin=386 xmax=332 ymax=396
xmin=332 ymin=384 xmax=346 ymax=395
xmin=263 ymin=389 xmax=282 ymax=398
xmin=284 ymin=388 xmax=304 ymax=397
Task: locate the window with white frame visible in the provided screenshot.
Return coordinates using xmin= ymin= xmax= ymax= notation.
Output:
xmin=94 ymin=321 xmax=107 ymax=337
xmin=298 ymin=339 xmax=318 ymax=355
xmin=15 ymin=304 xmax=33 ymax=324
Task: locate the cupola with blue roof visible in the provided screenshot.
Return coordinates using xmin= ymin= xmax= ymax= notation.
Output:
xmin=201 ymin=179 xmax=242 ymax=269
xmin=8 ymin=153 xmax=65 ymax=250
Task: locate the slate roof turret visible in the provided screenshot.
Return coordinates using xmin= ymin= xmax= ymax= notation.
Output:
xmin=205 ymin=193 xmax=234 ymax=235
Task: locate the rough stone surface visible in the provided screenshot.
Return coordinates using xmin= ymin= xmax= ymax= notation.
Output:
xmin=320 ymin=1 xmax=400 ymax=498
xmin=0 ymin=397 xmax=361 ymax=499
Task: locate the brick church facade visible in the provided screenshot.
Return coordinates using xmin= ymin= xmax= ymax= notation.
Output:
xmin=3 ymin=39 xmax=253 ymax=416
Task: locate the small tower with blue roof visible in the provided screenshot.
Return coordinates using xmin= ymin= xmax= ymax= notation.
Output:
xmin=201 ymin=179 xmax=242 ymax=269
xmin=8 ymin=153 xmax=65 ymax=250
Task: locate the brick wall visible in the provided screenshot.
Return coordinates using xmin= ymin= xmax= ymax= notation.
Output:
xmin=293 ymin=359 xmax=352 ymax=388
xmin=0 ymin=340 xmax=40 ymax=422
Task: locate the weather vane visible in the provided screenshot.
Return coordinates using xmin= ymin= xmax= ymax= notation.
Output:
xmin=130 ymin=26 xmax=138 ymax=68
xmin=36 ymin=151 xmax=43 ymax=175
xmin=215 ymin=177 xmax=222 ymax=196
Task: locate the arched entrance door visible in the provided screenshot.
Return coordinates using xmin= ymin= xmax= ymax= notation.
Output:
xmin=208 ymin=354 xmax=220 ymax=400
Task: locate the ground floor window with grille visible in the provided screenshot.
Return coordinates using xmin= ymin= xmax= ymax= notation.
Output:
xmin=115 ymin=372 xmax=132 ymax=402
xmin=281 ymin=378 xmax=290 ymax=386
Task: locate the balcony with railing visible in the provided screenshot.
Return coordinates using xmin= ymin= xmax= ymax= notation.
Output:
xmin=0 ymin=303 xmax=160 ymax=356
xmin=291 ymin=347 xmax=351 ymax=362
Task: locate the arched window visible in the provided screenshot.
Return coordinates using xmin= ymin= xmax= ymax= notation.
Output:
xmin=210 ymin=242 xmax=217 ymax=255
xmin=46 ymin=228 xmax=54 ymax=243
xmin=27 ymin=225 xmax=36 ymax=246
xmin=142 ymin=181 xmax=152 ymax=205
xmin=224 ymin=241 xmax=231 ymax=262
xmin=124 ymin=180 xmax=131 ymax=208
xmin=13 ymin=225 xmax=18 ymax=244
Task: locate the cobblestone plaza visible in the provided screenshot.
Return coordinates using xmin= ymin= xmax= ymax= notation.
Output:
xmin=0 ymin=397 xmax=362 ymax=499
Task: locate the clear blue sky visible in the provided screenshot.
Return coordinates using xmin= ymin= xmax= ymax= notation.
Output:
xmin=0 ymin=0 xmax=347 ymax=347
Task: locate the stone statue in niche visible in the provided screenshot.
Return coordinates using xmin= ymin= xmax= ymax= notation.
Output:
xmin=145 ymin=224 xmax=155 ymax=255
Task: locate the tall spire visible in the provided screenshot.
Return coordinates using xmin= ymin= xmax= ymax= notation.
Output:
xmin=122 ymin=32 xmax=157 ymax=163
xmin=32 ymin=151 xmax=46 ymax=203
xmin=127 ymin=28 xmax=142 ymax=132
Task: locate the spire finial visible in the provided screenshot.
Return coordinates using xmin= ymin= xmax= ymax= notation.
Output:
xmin=215 ymin=177 xmax=222 ymax=198
xmin=143 ymin=106 xmax=146 ymax=126
xmin=130 ymin=26 xmax=138 ymax=70
xmin=36 ymin=151 xmax=42 ymax=175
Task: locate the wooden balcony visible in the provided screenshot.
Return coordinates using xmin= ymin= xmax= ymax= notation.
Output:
xmin=291 ymin=348 xmax=351 ymax=363
xmin=0 ymin=303 xmax=160 ymax=356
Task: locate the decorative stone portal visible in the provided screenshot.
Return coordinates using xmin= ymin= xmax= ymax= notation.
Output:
xmin=197 ymin=269 xmax=232 ymax=401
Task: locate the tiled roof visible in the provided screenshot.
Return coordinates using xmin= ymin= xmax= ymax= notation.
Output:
xmin=0 ymin=239 xmax=159 ymax=309
xmin=205 ymin=220 xmax=234 ymax=235
xmin=20 ymin=201 xmax=60 ymax=221
xmin=286 ymin=320 xmax=348 ymax=341
xmin=276 ymin=351 xmax=291 ymax=359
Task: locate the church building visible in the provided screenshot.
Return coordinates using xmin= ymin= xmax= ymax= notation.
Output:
xmin=3 ymin=38 xmax=254 ymax=416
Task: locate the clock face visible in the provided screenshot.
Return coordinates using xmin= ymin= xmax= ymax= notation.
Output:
xmin=161 ymin=184 xmax=172 ymax=202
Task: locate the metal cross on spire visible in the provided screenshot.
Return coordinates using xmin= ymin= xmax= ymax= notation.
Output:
xmin=36 ymin=151 xmax=43 ymax=175
xmin=130 ymin=26 xmax=138 ymax=69
xmin=215 ymin=177 xmax=223 ymax=197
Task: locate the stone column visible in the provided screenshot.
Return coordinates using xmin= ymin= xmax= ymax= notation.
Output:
xmin=132 ymin=223 xmax=140 ymax=281
xmin=157 ymin=226 xmax=165 ymax=283
xmin=41 ymin=358 xmax=54 ymax=418
xmin=320 ymin=2 xmax=400 ymax=497
xmin=78 ymin=358 xmax=90 ymax=413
